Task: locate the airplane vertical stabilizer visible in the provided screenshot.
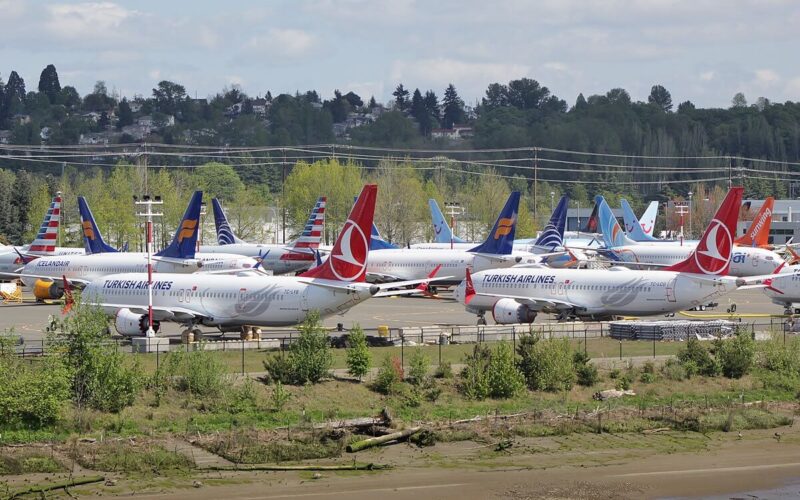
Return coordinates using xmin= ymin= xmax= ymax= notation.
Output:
xmin=596 ymin=196 xmax=638 ymax=248
xmin=468 ymin=192 xmax=520 ymax=255
xmin=156 ymin=191 xmax=203 ymax=259
xmin=534 ymin=195 xmax=568 ymax=250
xmin=736 ymin=197 xmax=774 ymax=247
xmin=212 ymin=198 xmax=245 ymax=245
xmin=621 ymin=199 xmax=658 ymax=242
xmin=27 ymin=193 xmax=63 ymax=255
xmin=290 ymin=196 xmax=326 ymax=250
xmin=639 ymin=201 xmax=659 ymax=237
xmin=78 ymin=196 xmax=118 ymax=254
xmin=429 ymin=199 xmax=466 ymax=244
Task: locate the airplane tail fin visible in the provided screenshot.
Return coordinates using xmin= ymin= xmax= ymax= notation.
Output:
xmin=664 ymin=187 xmax=743 ymax=276
xmin=786 ymin=245 xmax=800 ymax=265
xmin=429 ymin=199 xmax=466 ymax=244
xmin=156 ymin=191 xmax=203 ymax=259
xmin=583 ymin=200 xmax=599 ymax=233
xmin=300 ymin=185 xmax=377 ymax=282
xmin=621 ymin=198 xmax=658 ymax=242
xmin=596 ymin=196 xmax=637 ymax=248
xmin=639 ymin=201 xmax=659 ymax=237
xmin=736 ymin=197 xmax=773 ymax=247
xmin=534 ymin=195 xmax=568 ymax=250
xmin=468 ymin=192 xmax=520 ymax=255
xmin=211 ymin=198 xmax=244 ymax=245
xmin=78 ymin=196 xmax=118 ymax=254
xmin=370 ymin=223 xmax=398 ymax=250
xmin=28 ymin=193 xmax=63 ymax=255
xmin=290 ymin=196 xmax=327 ymax=250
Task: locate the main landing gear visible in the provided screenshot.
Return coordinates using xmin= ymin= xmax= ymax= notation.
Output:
xmin=477 ymin=311 xmax=487 ymax=326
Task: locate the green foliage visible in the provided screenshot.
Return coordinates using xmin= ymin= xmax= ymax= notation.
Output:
xmin=677 ymin=338 xmax=720 ymax=377
xmin=167 ymin=348 xmax=227 ymax=398
xmin=459 ymin=344 xmax=491 ymax=400
xmin=262 ymin=313 xmax=331 ymax=385
xmin=373 ymin=355 xmax=403 ymax=395
xmin=0 ymin=348 xmax=70 ymax=428
xmin=434 ymin=361 xmax=453 ymax=379
xmin=759 ymin=336 xmax=800 ymax=375
xmin=517 ymin=334 xmax=575 ymax=392
xmin=661 ymin=358 xmax=688 ymax=381
xmin=270 ymin=381 xmax=292 ymax=412
xmin=345 ymin=325 xmax=371 ymax=381
xmin=716 ymin=332 xmax=756 ymax=379
xmin=487 ymin=342 xmax=525 ymax=398
xmin=573 ymin=350 xmax=598 ymax=387
xmin=407 ymin=348 xmax=430 ymax=386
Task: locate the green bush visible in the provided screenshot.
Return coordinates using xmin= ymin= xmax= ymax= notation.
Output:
xmin=434 ymin=361 xmax=453 ymax=379
xmin=169 ymin=348 xmax=227 ymax=397
xmin=263 ymin=353 xmax=294 ymax=384
xmin=0 ymin=353 xmax=70 ymax=428
xmin=263 ymin=312 xmax=332 ymax=385
xmin=661 ymin=359 xmax=688 ymax=381
xmin=270 ymin=381 xmax=292 ymax=411
xmin=460 ymin=344 xmax=491 ymax=400
xmin=573 ymin=350 xmax=598 ymax=387
xmin=517 ymin=334 xmax=575 ymax=392
xmin=407 ymin=348 xmax=430 ymax=386
xmin=677 ymin=338 xmax=720 ymax=377
xmin=716 ymin=332 xmax=756 ymax=379
xmin=487 ymin=342 xmax=525 ymax=398
xmin=373 ymin=355 xmax=402 ymax=395
xmin=759 ymin=336 xmax=800 ymax=374
xmin=345 ymin=325 xmax=371 ymax=381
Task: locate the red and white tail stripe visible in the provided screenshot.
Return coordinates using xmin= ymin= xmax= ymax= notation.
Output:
xmin=28 ymin=193 xmax=62 ymax=255
xmin=292 ymin=196 xmax=326 ymax=250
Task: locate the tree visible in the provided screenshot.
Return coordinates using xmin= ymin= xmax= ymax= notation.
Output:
xmin=346 ymin=325 xmax=371 ymax=381
xmin=731 ymin=92 xmax=747 ymax=108
xmin=410 ymin=88 xmax=432 ymax=135
xmin=372 ymin=161 xmax=428 ymax=245
xmin=98 ymin=111 xmax=110 ymax=129
xmin=648 ymin=84 xmax=673 ymax=112
xmin=343 ymin=91 xmax=363 ymax=108
xmin=442 ymin=83 xmax=465 ymax=128
xmin=37 ymin=64 xmax=61 ymax=103
xmin=193 ymin=162 xmax=244 ymax=202
xmin=482 ymin=82 xmax=508 ymax=110
xmin=392 ymin=83 xmax=410 ymax=112
xmin=573 ymin=93 xmax=588 ymax=112
xmin=367 ymin=95 xmax=377 ymax=109
xmin=677 ymin=100 xmax=695 ymax=114
xmin=117 ymin=98 xmax=134 ymax=129
xmin=60 ymin=86 xmax=81 ymax=109
xmin=423 ymin=90 xmax=440 ymax=121
xmin=606 ymin=88 xmax=631 ymax=105
xmin=1 ymin=70 xmax=26 ymax=123
xmin=152 ymin=80 xmax=187 ymax=116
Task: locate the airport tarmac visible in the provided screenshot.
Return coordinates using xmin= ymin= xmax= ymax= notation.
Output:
xmin=0 ymin=288 xmax=788 ymax=343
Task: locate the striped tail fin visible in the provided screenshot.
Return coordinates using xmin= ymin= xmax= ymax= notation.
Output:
xmin=211 ymin=198 xmax=244 ymax=245
xmin=28 ymin=193 xmax=62 ymax=255
xmin=534 ymin=195 xmax=568 ymax=250
xmin=291 ymin=196 xmax=326 ymax=250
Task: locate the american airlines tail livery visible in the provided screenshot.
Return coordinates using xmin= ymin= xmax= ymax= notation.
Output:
xmin=455 ymin=187 xmax=758 ymax=324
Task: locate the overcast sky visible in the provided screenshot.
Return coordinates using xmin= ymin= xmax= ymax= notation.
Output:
xmin=1 ymin=0 xmax=797 ymax=108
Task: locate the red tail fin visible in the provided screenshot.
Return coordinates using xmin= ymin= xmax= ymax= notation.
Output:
xmin=62 ymin=275 xmax=74 ymax=314
xmin=464 ymin=267 xmax=476 ymax=304
xmin=665 ymin=187 xmax=743 ymax=276
xmin=736 ymin=197 xmax=773 ymax=247
xmin=300 ymin=185 xmax=377 ymax=282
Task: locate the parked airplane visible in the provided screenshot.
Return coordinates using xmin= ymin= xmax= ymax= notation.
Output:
xmin=455 ymin=187 xmax=756 ymax=324
xmin=736 ymin=197 xmax=774 ymax=248
xmin=10 ymin=192 xmax=255 ymax=300
xmin=595 ymin=195 xmax=782 ymax=277
xmin=429 ymin=198 xmax=466 ymax=245
xmin=368 ymin=192 xmax=538 ymax=285
xmin=0 ymin=194 xmax=84 ymax=275
xmin=621 ymin=200 xmax=659 ymax=242
xmin=83 ymin=185 xmax=441 ymax=337
xmin=199 ymin=197 xmax=326 ymax=274
xmin=759 ymin=265 xmax=800 ymax=314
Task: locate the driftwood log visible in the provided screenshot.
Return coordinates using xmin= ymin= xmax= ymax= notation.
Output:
xmin=206 ymin=463 xmax=391 ymax=471
xmin=346 ymin=426 xmax=422 ymax=453
xmin=10 ymin=475 xmax=105 ymax=499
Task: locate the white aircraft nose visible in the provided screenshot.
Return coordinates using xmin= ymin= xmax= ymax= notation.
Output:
xmin=453 ymin=282 xmax=464 ymax=304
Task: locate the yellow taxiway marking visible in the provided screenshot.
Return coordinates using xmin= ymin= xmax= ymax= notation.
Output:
xmin=678 ymin=311 xmax=788 ymax=319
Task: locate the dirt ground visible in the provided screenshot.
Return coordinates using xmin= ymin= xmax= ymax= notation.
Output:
xmin=5 ymin=422 xmax=799 ymax=499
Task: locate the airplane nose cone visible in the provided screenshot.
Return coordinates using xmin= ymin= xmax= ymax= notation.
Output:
xmin=453 ymin=282 xmax=464 ymax=304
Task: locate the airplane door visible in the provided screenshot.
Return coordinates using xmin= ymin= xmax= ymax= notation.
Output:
xmin=752 ymin=253 xmax=759 ymax=267
xmin=666 ymin=278 xmax=677 ymax=302
xmin=557 ymin=282 xmax=565 ymax=296
xmin=178 ymin=289 xmax=185 ymax=303
xmin=238 ymin=288 xmax=247 ymax=308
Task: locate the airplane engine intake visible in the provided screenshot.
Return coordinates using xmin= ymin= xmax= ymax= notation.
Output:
xmin=114 ymin=308 xmax=160 ymax=336
xmin=492 ymin=298 xmax=537 ymax=324
xmin=33 ymin=280 xmax=63 ymax=300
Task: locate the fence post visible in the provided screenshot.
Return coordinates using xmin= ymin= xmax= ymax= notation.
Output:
xmin=401 ymin=338 xmax=404 ymax=372
xmin=653 ymin=334 xmax=656 ymax=358
xmin=584 ymin=328 xmax=587 ymax=356
xmin=156 ymin=344 xmax=159 ymax=371
xmin=241 ymin=338 xmax=245 ymax=375
xmin=512 ymin=326 xmax=516 ymax=354
xmin=438 ymin=337 xmax=442 ymax=366
xmin=619 ymin=340 xmax=622 ymax=360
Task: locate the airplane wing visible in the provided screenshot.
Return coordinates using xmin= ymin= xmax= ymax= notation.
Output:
xmin=14 ymin=273 xmax=93 ymax=287
xmin=365 ymin=271 xmax=406 ymax=283
xmin=470 ymin=291 xmax=576 ymax=310
xmin=96 ymin=303 xmax=201 ymax=322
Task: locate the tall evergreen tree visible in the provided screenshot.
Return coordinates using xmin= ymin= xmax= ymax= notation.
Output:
xmin=37 ymin=64 xmax=61 ymax=103
xmin=410 ymin=88 xmax=432 ymax=135
xmin=423 ymin=90 xmax=440 ymax=121
xmin=648 ymin=84 xmax=673 ymax=112
xmin=392 ymin=84 xmax=410 ymax=112
xmin=8 ymin=170 xmax=32 ymax=244
xmin=117 ymin=98 xmax=133 ymax=129
xmin=442 ymin=84 xmax=465 ymax=128
xmin=2 ymin=71 xmax=26 ymax=122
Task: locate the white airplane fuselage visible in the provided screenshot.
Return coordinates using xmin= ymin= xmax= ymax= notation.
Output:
xmin=199 ymin=244 xmax=315 ymax=275
xmin=762 ymin=266 xmax=800 ymax=312
xmin=83 ymin=273 xmax=377 ymax=328
xmin=606 ymin=245 xmax=780 ymax=277
xmin=0 ymin=247 xmax=85 ymax=275
xmin=454 ymin=267 xmax=740 ymax=319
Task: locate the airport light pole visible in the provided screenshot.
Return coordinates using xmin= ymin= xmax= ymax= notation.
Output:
xmin=550 ymin=191 xmax=555 ymax=213
xmin=135 ymin=195 xmax=163 ymax=337
xmin=444 ymin=201 xmax=463 ymax=249
xmin=688 ymin=191 xmax=693 ymax=238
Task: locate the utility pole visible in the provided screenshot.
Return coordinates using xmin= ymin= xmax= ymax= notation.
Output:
xmin=282 ymin=148 xmax=287 ymax=244
xmin=135 ymin=195 xmax=163 ymax=337
xmin=532 ymin=148 xmax=538 ymax=222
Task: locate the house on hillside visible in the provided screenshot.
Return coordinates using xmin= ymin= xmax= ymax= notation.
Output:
xmin=12 ymin=114 xmax=31 ymax=125
xmin=431 ymin=125 xmax=473 ymax=140
xmin=82 ymin=111 xmax=102 ymax=123
xmin=79 ymin=132 xmax=113 ymax=145
xmin=0 ymin=130 xmax=11 ymax=144
xmin=39 ymin=127 xmax=51 ymax=141
xmin=252 ymin=98 xmax=270 ymax=116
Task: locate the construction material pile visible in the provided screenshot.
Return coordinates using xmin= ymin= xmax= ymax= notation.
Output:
xmin=609 ymin=320 xmax=737 ymax=341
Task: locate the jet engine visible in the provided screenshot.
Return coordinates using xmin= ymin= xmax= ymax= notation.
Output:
xmin=33 ymin=280 xmax=63 ymax=300
xmin=114 ymin=308 xmax=160 ymax=336
xmin=491 ymin=298 xmax=537 ymax=324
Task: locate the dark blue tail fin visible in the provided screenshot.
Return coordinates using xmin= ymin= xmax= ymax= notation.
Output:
xmin=468 ymin=191 xmax=520 ymax=255
xmin=156 ymin=191 xmax=203 ymax=259
xmin=534 ymin=195 xmax=568 ymax=250
xmin=212 ymin=198 xmax=243 ymax=245
xmin=78 ymin=196 xmax=118 ymax=254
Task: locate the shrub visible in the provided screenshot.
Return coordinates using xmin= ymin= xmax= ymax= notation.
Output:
xmin=460 ymin=344 xmax=491 ymax=400
xmin=407 ymin=348 xmax=430 ymax=386
xmin=517 ymin=334 xmax=575 ymax=392
xmin=573 ymin=350 xmax=598 ymax=387
xmin=263 ymin=354 xmax=294 ymax=384
xmin=717 ymin=332 xmax=756 ymax=379
xmin=373 ymin=355 xmax=402 ymax=395
xmin=288 ymin=312 xmax=332 ymax=384
xmin=169 ymin=348 xmax=227 ymax=397
xmin=487 ymin=342 xmax=525 ymax=398
xmin=0 ymin=353 xmax=70 ymax=428
xmin=677 ymin=338 xmax=719 ymax=377
xmin=759 ymin=336 xmax=800 ymax=375
xmin=345 ymin=325 xmax=371 ymax=381
xmin=270 ymin=381 xmax=292 ymax=411
xmin=661 ymin=359 xmax=687 ymax=381
xmin=434 ymin=361 xmax=453 ymax=379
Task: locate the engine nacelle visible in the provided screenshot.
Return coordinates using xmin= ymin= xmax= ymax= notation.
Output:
xmin=492 ymin=298 xmax=537 ymax=324
xmin=33 ymin=280 xmax=63 ymax=300
xmin=114 ymin=308 xmax=160 ymax=336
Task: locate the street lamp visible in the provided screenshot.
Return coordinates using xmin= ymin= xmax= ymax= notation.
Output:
xmin=688 ymin=191 xmax=693 ymax=238
xmin=134 ymin=194 xmax=163 ymax=337
xmin=550 ymin=191 xmax=555 ymax=213
xmin=575 ymin=200 xmax=581 ymax=232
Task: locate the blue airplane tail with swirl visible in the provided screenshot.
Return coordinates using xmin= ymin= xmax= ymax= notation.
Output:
xmin=534 ymin=195 xmax=568 ymax=250
xmin=156 ymin=191 xmax=202 ymax=259
xmin=596 ymin=195 xmax=637 ymax=249
xmin=78 ymin=196 xmax=119 ymax=254
xmin=621 ymin=199 xmax=658 ymax=242
xmin=212 ymin=198 xmax=245 ymax=245
xmin=468 ymin=191 xmax=520 ymax=255
xmin=429 ymin=199 xmax=466 ymax=244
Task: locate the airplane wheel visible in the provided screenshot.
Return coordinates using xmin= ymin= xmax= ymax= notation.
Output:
xmin=730 ymin=304 xmax=737 ymax=313
xmin=181 ymin=329 xmax=194 ymax=343
xmin=700 ymin=305 xmax=706 ymax=311
xmin=191 ymin=328 xmax=203 ymax=340
xmin=477 ymin=317 xmax=487 ymax=326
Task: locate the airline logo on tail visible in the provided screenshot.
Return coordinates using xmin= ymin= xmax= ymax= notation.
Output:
xmin=82 ymin=221 xmax=96 ymax=240
xmin=694 ymin=219 xmax=733 ymax=275
xmin=330 ymin=220 xmax=368 ymax=281
xmin=177 ymin=219 xmax=198 ymax=243
xmin=494 ymin=217 xmax=516 ymax=239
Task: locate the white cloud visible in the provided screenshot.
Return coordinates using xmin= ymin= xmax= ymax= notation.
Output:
xmin=45 ymin=2 xmax=136 ymax=40
xmin=391 ymin=58 xmax=530 ymax=91
xmin=700 ymin=71 xmax=715 ymax=82
xmin=754 ymin=69 xmax=780 ymax=86
xmin=246 ymin=29 xmax=317 ymax=58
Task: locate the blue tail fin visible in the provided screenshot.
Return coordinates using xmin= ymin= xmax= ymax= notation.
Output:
xmin=156 ymin=191 xmax=203 ymax=259
xmin=353 ymin=195 xmax=397 ymax=250
xmin=212 ymin=198 xmax=244 ymax=245
xmin=596 ymin=195 xmax=637 ymax=248
xmin=534 ymin=195 xmax=568 ymax=249
xmin=429 ymin=199 xmax=466 ymax=244
xmin=468 ymin=192 xmax=520 ymax=255
xmin=78 ymin=196 xmax=118 ymax=254
xmin=621 ymin=199 xmax=657 ymax=242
